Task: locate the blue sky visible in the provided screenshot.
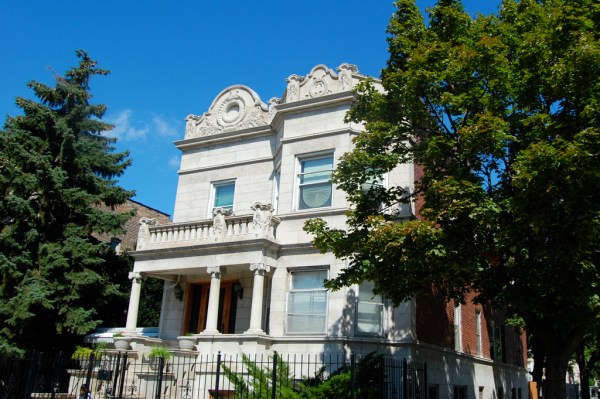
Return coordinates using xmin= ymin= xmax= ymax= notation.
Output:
xmin=1 ymin=1 xmax=500 ymax=217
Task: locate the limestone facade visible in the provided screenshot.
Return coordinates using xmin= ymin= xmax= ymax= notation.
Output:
xmin=126 ymin=63 xmax=528 ymax=399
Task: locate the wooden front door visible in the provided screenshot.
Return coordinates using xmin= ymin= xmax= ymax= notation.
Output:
xmin=184 ymin=281 xmax=238 ymax=334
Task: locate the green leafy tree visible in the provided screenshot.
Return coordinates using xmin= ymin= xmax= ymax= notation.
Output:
xmin=305 ymin=1 xmax=600 ymax=399
xmin=575 ymin=332 xmax=600 ymax=399
xmin=0 ymin=50 xmax=134 ymax=356
xmin=137 ymin=277 xmax=164 ymax=327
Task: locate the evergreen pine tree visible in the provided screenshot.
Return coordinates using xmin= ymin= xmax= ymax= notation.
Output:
xmin=0 ymin=50 xmax=134 ymax=356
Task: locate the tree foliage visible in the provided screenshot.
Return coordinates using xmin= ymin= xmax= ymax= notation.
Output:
xmin=305 ymin=1 xmax=600 ymax=399
xmin=0 ymin=51 xmax=134 ymax=356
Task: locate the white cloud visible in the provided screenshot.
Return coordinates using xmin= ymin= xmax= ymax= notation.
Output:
xmin=168 ymin=155 xmax=181 ymax=169
xmin=106 ymin=109 xmax=149 ymax=142
xmin=152 ymin=115 xmax=180 ymax=138
xmin=105 ymin=110 xmax=181 ymax=142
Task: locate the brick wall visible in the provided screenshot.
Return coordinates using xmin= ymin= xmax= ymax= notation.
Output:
xmin=416 ymin=287 xmax=527 ymax=366
xmin=94 ymin=200 xmax=171 ymax=252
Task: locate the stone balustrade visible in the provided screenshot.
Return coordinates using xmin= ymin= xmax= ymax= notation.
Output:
xmin=136 ymin=203 xmax=279 ymax=250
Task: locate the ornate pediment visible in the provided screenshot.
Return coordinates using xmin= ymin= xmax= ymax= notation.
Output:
xmin=283 ymin=63 xmax=360 ymax=103
xmin=185 ymin=85 xmax=270 ymax=139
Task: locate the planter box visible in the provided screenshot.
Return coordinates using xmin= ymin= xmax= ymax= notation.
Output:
xmin=113 ymin=338 xmax=131 ymax=350
xmin=177 ymin=337 xmax=197 ymax=351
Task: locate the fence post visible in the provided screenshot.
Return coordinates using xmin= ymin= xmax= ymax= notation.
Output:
xmin=424 ymin=362 xmax=428 ymax=399
xmin=350 ymin=353 xmax=356 ymax=399
xmin=84 ymin=353 xmax=95 ymax=397
xmin=117 ymin=353 xmax=128 ymax=399
xmin=155 ymin=356 xmax=165 ymax=399
xmin=403 ymin=359 xmax=408 ymax=399
xmin=271 ymin=352 xmax=278 ymax=399
xmin=50 ymin=352 xmax=65 ymax=399
xmin=215 ymin=352 xmax=221 ymax=399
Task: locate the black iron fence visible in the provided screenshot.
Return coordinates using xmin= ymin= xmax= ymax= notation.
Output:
xmin=0 ymin=351 xmax=426 ymax=399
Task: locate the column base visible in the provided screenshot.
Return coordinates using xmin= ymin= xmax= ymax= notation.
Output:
xmin=243 ymin=329 xmax=266 ymax=335
xmin=200 ymin=329 xmax=222 ymax=335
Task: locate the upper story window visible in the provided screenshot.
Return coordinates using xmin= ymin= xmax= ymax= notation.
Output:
xmin=211 ymin=180 xmax=235 ymax=215
xmin=297 ymin=154 xmax=333 ymax=210
xmin=454 ymin=302 xmax=463 ymax=352
xmin=287 ymin=269 xmax=328 ymax=334
xmin=360 ymin=170 xmax=386 ymax=193
xmin=490 ymin=320 xmax=506 ymax=362
xmin=355 ymin=281 xmax=384 ymax=336
xmin=272 ymin=170 xmax=280 ymax=213
xmin=476 ymin=309 xmax=483 ymax=357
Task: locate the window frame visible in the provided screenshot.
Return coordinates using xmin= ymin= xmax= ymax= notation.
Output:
xmin=355 ymin=281 xmax=384 ymax=337
xmin=454 ymin=302 xmax=463 ymax=352
xmin=286 ymin=268 xmax=329 ymax=335
xmin=476 ymin=309 xmax=483 ymax=357
xmin=295 ymin=152 xmax=334 ymax=211
xmin=209 ymin=179 xmax=236 ymax=217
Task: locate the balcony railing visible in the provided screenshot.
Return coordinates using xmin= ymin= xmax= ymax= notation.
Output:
xmin=136 ymin=202 xmax=280 ymax=250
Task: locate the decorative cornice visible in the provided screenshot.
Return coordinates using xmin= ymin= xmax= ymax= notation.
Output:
xmin=185 ymin=86 xmax=269 ymax=139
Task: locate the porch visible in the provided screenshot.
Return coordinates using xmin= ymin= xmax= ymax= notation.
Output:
xmin=125 ymin=203 xmax=280 ymax=339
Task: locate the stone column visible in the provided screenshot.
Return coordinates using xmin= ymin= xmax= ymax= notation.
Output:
xmin=202 ymin=266 xmax=223 ymax=334
xmin=125 ymin=272 xmax=142 ymax=334
xmin=245 ymin=263 xmax=270 ymax=334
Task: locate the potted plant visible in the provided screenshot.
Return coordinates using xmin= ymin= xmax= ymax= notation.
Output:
xmin=147 ymin=346 xmax=173 ymax=370
xmin=71 ymin=342 xmax=108 ymax=369
xmin=112 ymin=332 xmax=132 ymax=350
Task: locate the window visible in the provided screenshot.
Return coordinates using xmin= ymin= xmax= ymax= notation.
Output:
xmin=297 ymin=155 xmax=333 ymax=209
xmin=272 ymin=171 xmax=280 ymax=212
xmin=514 ymin=330 xmax=524 ymax=366
xmin=355 ymin=281 xmax=383 ymax=336
xmin=287 ymin=269 xmax=328 ymax=333
xmin=476 ymin=310 xmax=482 ymax=356
xmin=454 ymin=386 xmax=467 ymax=399
xmin=108 ymin=237 xmax=122 ymax=253
xmin=211 ymin=180 xmax=235 ymax=213
xmin=491 ymin=321 xmax=506 ymax=362
xmin=454 ymin=302 xmax=463 ymax=352
xmin=360 ymin=169 xmax=386 ymax=193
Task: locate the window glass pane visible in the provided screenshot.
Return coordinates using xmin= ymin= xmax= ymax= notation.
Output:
xmin=301 ymin=157 xmax=333 ymax=176
xmin=358 ymin=281 xmax=382 ymax=302
xmin=301 ymin=170 xmax=331 ymax=184
xmin=356 ymin=302 xmax=383 ymax=334
xmin=287 ymin=315 xmax=326 ymax=333
xmin=355 ymin=281 xmax=383 ymax=336
xmin=298 ymin=155 xmax=333 ymax=210
xmin=214 ymin=182 xmax=235 ymax=208
xmin=291 ymin=270 xmax=327 ymax=289
xmin=288 ymin=270 xmax=327 ymax=334
xmin=289 ymin=291 xmax=327 ymax=313
xmin=300 ymin=183 xmax=332 ymax=209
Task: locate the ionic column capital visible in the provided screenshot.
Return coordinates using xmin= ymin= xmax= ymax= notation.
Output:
xmin=128 ymin=272 xmax=142 ymax=283
xmin=207 ymin=266 xmax=224 ymax=278
xmin=250 ymin=263 xmax=270 ymax=275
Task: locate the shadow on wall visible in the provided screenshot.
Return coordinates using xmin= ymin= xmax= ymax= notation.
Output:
xmin=325 ymin=287 xmax=403 ymax=359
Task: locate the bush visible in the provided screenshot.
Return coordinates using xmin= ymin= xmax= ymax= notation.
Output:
xmin=222 ymin=352 xmax=387 ymax=399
